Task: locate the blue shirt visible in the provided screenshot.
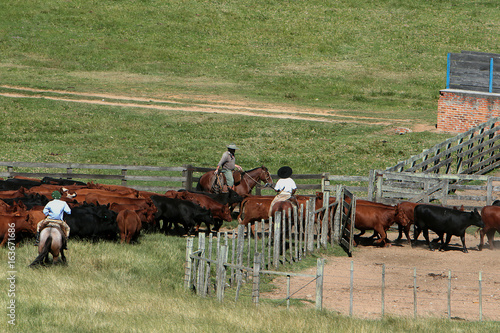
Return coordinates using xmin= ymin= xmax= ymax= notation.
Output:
xmin=43 ymin=199 xmax=71 ymax=221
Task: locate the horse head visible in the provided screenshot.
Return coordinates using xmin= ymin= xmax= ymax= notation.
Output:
xmin=259 ymin=166 xmax=273 ymax=187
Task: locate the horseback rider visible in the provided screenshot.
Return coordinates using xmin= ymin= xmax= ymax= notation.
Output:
xmin=34 ymin=190 xmax=71 ymax=250
xmin=215 ymin=143 xmax=243 ymax=192
xmin=269 ymin=166 xmax=297 ymax=216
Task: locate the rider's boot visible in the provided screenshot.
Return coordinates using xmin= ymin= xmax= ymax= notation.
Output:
xmin=34 ymin=232 xmax=40 ymax=246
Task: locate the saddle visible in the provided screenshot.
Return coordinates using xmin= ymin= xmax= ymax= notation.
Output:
xmin=210 ymin=170 xmax=242 ymax=193
xmin=209 ymin=173 xmax=226 ymax=194
xmin=39 ymin=219 xmax=68 ymax=250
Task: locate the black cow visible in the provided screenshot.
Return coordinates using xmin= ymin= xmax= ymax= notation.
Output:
xmin=151 ymin=195 xmax=215 ymax=235
xmin=3 ymin=193 xmax=49 ymax=210
xmin=41 ymin=177 xmax=87 ymax=186
xmin=413 ymin=204 xmax=484 ymax=253
xmin=64 ymin=203 xmax=119 ymax=241
xmin=0 ymin=178 xmax=41 ymax=191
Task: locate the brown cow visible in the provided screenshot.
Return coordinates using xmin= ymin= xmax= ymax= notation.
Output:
xmin=116 ymin=209 xmax=142 ymax=244
xmin=0 ymin=213 xmax=36 ymax=247
xmin=237 ymin=194 xmax=318 ymax=237
xmin=85 ymin=193 xmax=152 ymax=207
xmin=351 ymin=204 xmax=403 ymax=247
xmin=72 ymin=188 xmax=140 ymax=203
xmin=109 ymin=203 xmax=157 ymax=231
xmin=479 ymin=205 xmax=500 ymax=250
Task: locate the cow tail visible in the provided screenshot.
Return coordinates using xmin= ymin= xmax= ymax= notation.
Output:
xmin=29 ymin=235 xmax=52 ymax=267
xmin=237 ymin=199 xmax=247 ymax=224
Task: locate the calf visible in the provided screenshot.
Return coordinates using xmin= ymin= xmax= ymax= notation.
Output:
xmin=479 ymin=205 xmax=500 ymax=250
xmin=413 ymin=204 xmax=483 ymax=253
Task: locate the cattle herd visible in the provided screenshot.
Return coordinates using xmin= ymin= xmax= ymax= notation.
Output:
xmin=1 ymin=176 xmax=499 ymax=259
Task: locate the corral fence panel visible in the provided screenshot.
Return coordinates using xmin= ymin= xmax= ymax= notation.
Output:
xmin=386 ymin=116 xmax=500 ymax=175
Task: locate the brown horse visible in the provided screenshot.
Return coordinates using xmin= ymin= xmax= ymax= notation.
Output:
xmin=196 ymin=166 xmax=273 ymax=197
xmin=29 ymin=226 xmax=66 ymax=267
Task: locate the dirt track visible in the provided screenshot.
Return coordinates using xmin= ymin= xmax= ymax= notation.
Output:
xmin=0 ymin=85 xmax=439 ymax=131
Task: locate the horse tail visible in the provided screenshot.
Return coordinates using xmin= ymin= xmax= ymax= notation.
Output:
xmin=29 ymin=235 xmax=52 ymax=267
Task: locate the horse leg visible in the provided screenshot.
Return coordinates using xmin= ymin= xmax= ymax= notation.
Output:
xmin=61 ymin=249 xmax=67 ymax=264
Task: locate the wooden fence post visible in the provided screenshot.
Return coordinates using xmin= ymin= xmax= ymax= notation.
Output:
xmin=321 ymin=191 xmax=329 ymax=247
xmin=121 ymin=169 xmax=127 ymax=186
xmin=216 ymin=245 xmax=227 ymax=302
xmin=273 ymin=211 xmax=282 ymax=268
xmin=307 ymin=198 xmax=315 ymax=252
xmin=413 ymin=268 xmax=417 ymax=319
xmin=479 ymin=271 xmax=483 ymax=321
xmin=282 ymin=210 xmax=287 ymax=264
xmin=252 ymin=253 xmax=261 ymax=306
xmin=349 ymin=260 xmax=353 ymax=316
xmin=447 ymin=270 xmax=451 ymax=319
xmin=268 ymin=217 xmax=273 ymax=268
xmin=293 ymin=206 xmax=299 ymax=262
xmin=230 ymin=229 xmax=236 ymax=286
xmin=315 ymin=258 xmax=324 ymax=311
xmin=381 ymin=264 xmax=385 ymax=318
xmin=196 ymin=233 xmax=206 ymax=296
xmin=183 ymin=164 xmax=194 ymax=190
xmin=235 ymin=224 xmax=245 ymax=301
xmin=333 ymin=185 xmax=342 ymax=243
xmin=184 ymin=237 xmax=194 ymax=290
xmin=203 ymin=236 xmax=213 ymax=296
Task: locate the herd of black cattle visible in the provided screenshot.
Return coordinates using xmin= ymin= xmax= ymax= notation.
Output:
xmin=1 ymin=176 xmax=500 ymax=254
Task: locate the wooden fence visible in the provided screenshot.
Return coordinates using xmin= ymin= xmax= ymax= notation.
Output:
xmin=386 ymin=116 xmax=500 ymax=175
xmin=184 ymin=222 xmax=326 ymax=308
xmin=446 ymin=51 xmax=500 ymax=94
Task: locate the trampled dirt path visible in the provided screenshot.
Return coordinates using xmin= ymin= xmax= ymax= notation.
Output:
xmin=0 ymin=85 xmax=438 ymax=132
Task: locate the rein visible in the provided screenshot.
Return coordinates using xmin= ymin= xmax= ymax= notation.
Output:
xmin=241 ymin=169 xmax=272 ymax=188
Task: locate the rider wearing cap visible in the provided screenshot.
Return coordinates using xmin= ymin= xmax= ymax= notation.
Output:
xmin=34 ymin=190 xmax=71 ymax=249
xmin=269 ymin=166 xmax=297 ymax=216
xmin=215 ymin=143 xmax=243 ymax=191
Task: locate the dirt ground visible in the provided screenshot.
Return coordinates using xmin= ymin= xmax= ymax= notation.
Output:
xmin=0 ymin=85 xmax=440 ymax=132
xmin=261 ymin=229 xmax=500 ymax=321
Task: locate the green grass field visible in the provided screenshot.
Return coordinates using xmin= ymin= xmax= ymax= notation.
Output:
xmin=1 ymin=0 xmax=500 ymax=331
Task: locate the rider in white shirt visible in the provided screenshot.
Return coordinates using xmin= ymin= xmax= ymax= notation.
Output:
xmin=269 ymin=166 xmax=297 ymax=216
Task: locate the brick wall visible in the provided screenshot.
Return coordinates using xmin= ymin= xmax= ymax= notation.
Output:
xmin=437 ymin=89 xmax=500 ymax=132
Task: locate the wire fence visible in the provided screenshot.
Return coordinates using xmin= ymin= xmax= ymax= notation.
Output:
xmin=185 ymin=229 xmax=500 ymax=322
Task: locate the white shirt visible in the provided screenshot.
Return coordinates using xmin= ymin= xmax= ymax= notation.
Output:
xmin=43 ymin=199 xmax=72 ymax=221
xmin=274 ymin=178 xmax=297 ymax=194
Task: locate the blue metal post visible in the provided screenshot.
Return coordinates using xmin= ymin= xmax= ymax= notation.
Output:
xmin=446 ymin=53 xmax=451 ymax=89
xmin=489 ymin=58 xmax=494 ymax=93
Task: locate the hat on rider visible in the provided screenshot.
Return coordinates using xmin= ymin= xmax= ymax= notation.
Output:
xmin=51 ymin=191 xmax=62 ymax=199
xmin=227 ymin=143 xmax=238 ymax=150
xmin=277 ymin=166 xmax=293 ymax=178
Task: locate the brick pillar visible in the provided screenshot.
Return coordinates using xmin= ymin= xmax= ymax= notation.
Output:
xmin=437 ymin=89 xmax=500 ymax=132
